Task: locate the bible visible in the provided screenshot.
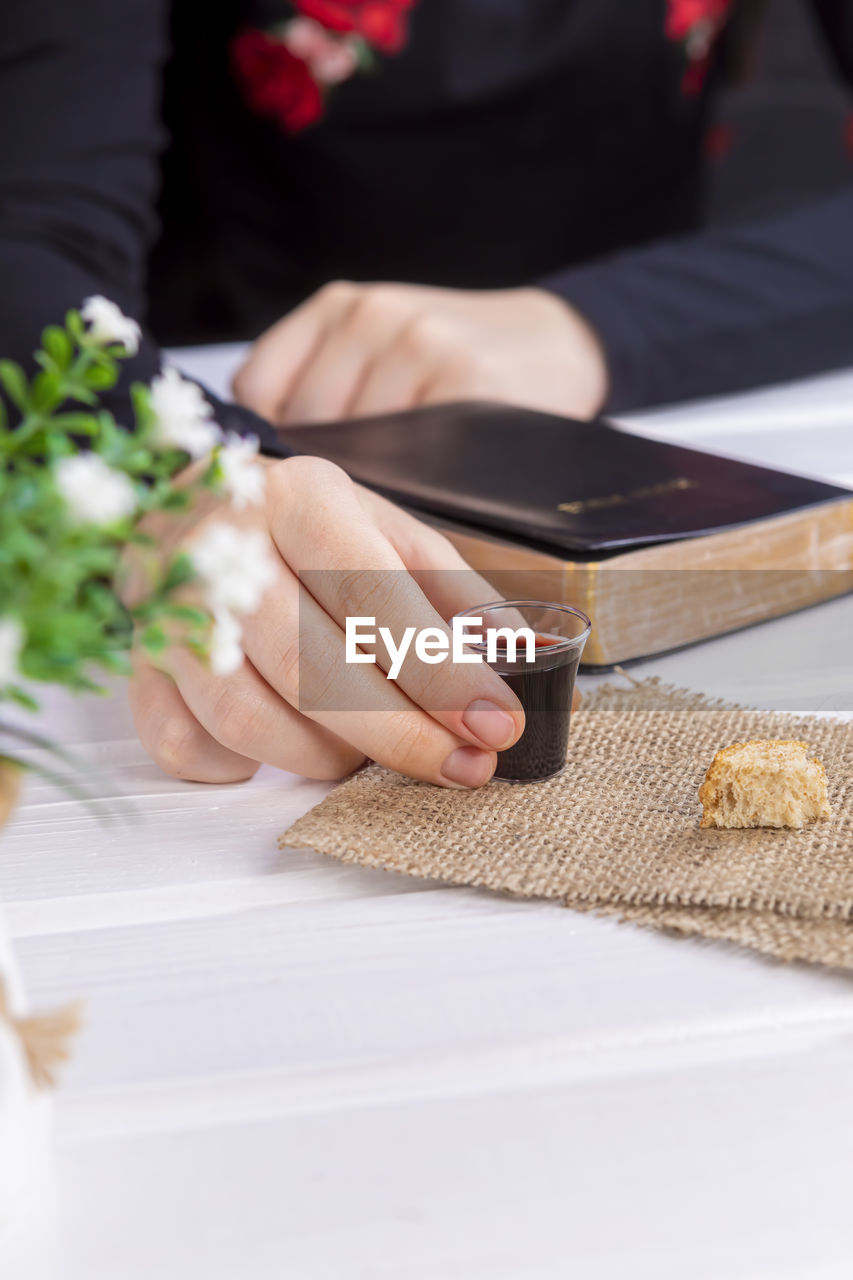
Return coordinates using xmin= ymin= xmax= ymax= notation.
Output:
xmin=277 ymin=402 xmax=853 ymax=665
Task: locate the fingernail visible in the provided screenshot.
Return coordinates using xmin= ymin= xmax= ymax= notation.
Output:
xmin=462 ymin=700 xmax=517 ymax=750
xmin=440 ymin=746 xmax=495 ymax=789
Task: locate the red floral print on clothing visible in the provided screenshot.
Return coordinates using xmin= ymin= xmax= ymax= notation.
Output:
xmin=231 ymin=29 xmax=324 ymax=132
xmin=296 ymin=0 xmax=414 ymax=53
xmin=665 ymin=0 xmax=735 ymax=96
xmin=665 ymin=0 xmax=733 ymax=42
xmin=231 ymin=0 xmax=417 ymax=133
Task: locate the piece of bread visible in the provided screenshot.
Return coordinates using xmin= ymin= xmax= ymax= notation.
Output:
xmin=699 ymin=739 xmax=831 ymax=830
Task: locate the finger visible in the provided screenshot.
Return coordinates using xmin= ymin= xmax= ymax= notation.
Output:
xmin=266 ymin=457 xmax=525 ymax=754
xmin=415 ymin=360 xmax=495 ymax=409
xmin=355 ymin=486 xmax=510 ymax=618
xmin=231 ymin=282 xmax=358 ymax=422
xmin=128 ymin=661 xmax=260 ymax=784
xmin=281 ymin=288 xmax=417 ymax=425
xmin=347 ymin=315 xmax=445 ymax=419
xmin=359 ymin=486 xmax=582 ymax=713
xmin=162 ymin=645 xmax=366 ymax=781
xmin=241 ymin=574 xmax=499 ymax=789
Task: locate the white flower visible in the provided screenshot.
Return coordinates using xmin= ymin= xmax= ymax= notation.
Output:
xmin=81 ymin=295 xmax=141 ymax=356
xmin=190 ymin=523 xmax=277 ymax=616
xmin=209 ymin=609 xmax=245 ymax=676
xmin=217 ymin=433 xmax=266 ymax=509
xmin=150 ymin=367 xmax=221 ymax=459
xmin=0 ymin=618 xmax=24 ymax=687
xmin=55 ymin=454 xmax=138 ymax=525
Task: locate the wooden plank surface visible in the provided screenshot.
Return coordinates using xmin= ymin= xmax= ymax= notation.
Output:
xmin=1 ymin=353 xmax=852 ymax=1279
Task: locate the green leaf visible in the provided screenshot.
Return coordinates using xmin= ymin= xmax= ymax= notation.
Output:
xmin=96 ymin=650 xmax=132 ymax=676
xmin=34 ymin=352 xmax=58 ymax=376
xmin=30 ymin=369 xmax=63 ymax=412
xmin=140 ymin=623 xmax=168 ymax=654
xmin=159 ymin=489 xmax=191 ymax=511
xmin=162 ymin=604 xmax=209 ymax=626
xmin=65 ymin=309 xmax=84 ymax=341
xmin=4 ymin=687 xmax=40 ymax=712
xmin=0 ymin=360 xmax=29 ymax=412
xmin=41 ymin=326 xmax=73 ymax=371
xmin=161 ymin=552 xmax=196 ymax=594
xmin=84 ymin=363 xmax=118 ymax=391
xmin=50 ymin=412 xmax=99 ymax=435
xmin=353 ymin=36 xmax=376 ymax=73
xmin=125 ymin=454 xmax=155 ymax=475
xmin=130 ymin=382 xmax=154 ymax=431
xmin=64 ymin=385 xmax=98 ymax=407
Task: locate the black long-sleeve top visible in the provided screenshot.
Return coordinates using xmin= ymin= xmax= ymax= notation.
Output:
xmin=2 ymin=0 xmax=853 ymax=439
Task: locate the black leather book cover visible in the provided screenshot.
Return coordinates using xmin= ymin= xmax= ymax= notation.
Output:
xmin=276 ymin=401 xmax=852 ymax=554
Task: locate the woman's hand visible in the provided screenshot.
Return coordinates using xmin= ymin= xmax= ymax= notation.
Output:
xmin=126 ymin=454 xmax=577 ymax=788
xmin=232 ymin=283 xmax=608 ymax=425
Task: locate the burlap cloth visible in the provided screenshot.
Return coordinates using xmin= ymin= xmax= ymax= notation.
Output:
xmin=279 ymin=679 xmax=853 ymax=969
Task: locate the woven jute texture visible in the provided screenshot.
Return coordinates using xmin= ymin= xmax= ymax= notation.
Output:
xmin=279 ymin=679 xmax=853 ymax=969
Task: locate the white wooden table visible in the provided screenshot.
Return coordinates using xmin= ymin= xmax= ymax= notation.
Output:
xmin=1 ymin=353 xmax=852 ymax=1280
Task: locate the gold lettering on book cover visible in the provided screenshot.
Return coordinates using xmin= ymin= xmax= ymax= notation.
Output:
xmin=557 ymin=477 xmax=697 ymax=515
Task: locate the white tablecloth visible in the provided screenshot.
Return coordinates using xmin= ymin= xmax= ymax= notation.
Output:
xmin=1 ymin=353 xmax=852 ymax=1280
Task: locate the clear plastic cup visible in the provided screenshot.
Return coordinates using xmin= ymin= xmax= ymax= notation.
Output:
xmin=454 ymin=599 xmax=591 ymax=783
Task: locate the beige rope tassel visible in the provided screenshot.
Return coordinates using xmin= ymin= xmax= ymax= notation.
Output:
xmin=612 ymin=664 xmax=644 ymax=688
xmin=0 ymin=981 xmax=83 ymax=1090
xmin=0 ymin=762 xmax=20 ymax=830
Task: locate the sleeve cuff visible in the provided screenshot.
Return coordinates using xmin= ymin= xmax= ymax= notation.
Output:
xmin=538 ymin=259 xmax=658 ymax=414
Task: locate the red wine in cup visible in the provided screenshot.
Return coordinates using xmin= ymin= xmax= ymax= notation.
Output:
xmin=491 ymin=633 xmax=578 ymax=783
